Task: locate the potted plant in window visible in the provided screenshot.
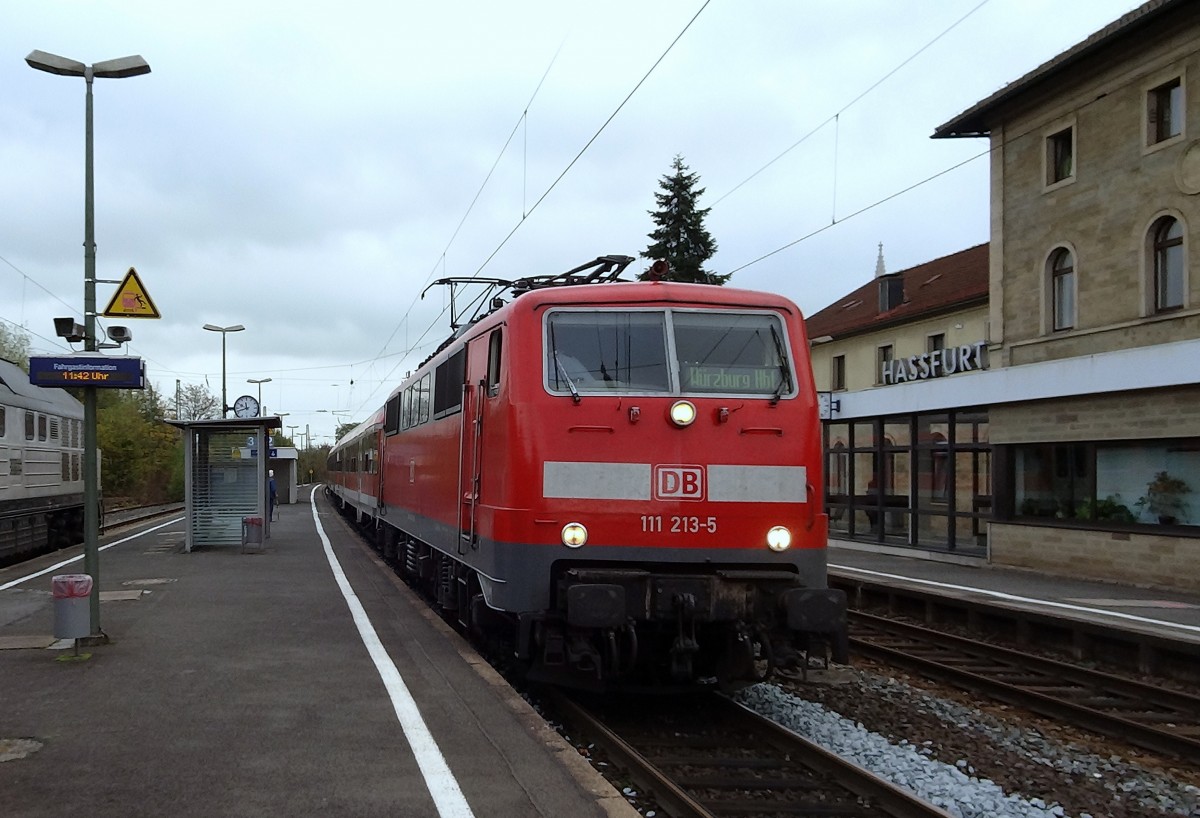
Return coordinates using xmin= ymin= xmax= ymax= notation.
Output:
xmin=1135 ymin=471 xmax=1191 ymax=525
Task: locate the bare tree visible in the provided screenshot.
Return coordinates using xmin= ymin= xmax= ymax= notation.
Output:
xmin=176 ymin=383 xmax=220 ymax=421
xmin=0 ymin=323 xmax=31 ymax=370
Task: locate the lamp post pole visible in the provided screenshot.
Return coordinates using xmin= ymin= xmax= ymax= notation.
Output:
xmin=203 ymin=324 xmax=245 ymax=417
xmin=26 ymin=49 xmax=151 ymax=639
xmin=248 ymin=377 xmax=272 ymax=416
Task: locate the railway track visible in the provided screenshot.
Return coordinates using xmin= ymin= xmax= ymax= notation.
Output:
xmin=544 ymin=688 xmax=953 ymax=818
xmin=848 ymin=610 xmax=1200 ymax=763
xmin=101 ymin=503 xmax=183 ymax=533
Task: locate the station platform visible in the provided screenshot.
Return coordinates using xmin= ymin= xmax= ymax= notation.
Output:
xmin=827 ymin=539 xmax=1200 ymax=649
xmin=0 ymin=490 xmax=636 ymax=818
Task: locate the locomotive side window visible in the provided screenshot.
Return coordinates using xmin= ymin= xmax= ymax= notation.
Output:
xmin=38 ymin=415 xmax=48 ymax=441
xmin=673 ymin=312 xmax=793 ymax=397
xmin=0 ymin=405 xmax=5 ymax=437
xmin=25 ymin=411 xmax=35 ymax=441
xmin=546 ymin=312 xmax=669 ymax=392
xmin=487 ymin=330 xmax=502 ymax=395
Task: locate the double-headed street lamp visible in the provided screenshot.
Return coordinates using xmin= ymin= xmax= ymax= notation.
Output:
xmin=247 ymin=377 xmax=272 ymax=416
xmin=203 ymin=323 xmax=245 ymax=417
xmin=26 ymin=49 xmax=151 ymax=639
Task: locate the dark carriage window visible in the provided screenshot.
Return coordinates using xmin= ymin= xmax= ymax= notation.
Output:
xmin=385 ymin=394 xmax=401 ymax=435
xmin=546 ymin=311 xmax=669 ymax=393
xmin=417 ymin=374 xmax=431 ymax=425
xmin=401 ymin=387 xmax=414 ymax=430
xmin=434 ymin=348 xmax=466 ymax=418
xmin=673 ymin=312 xmax=792 ymax=396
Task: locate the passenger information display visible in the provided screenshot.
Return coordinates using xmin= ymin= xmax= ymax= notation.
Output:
xmin=29 ymin=355 xmax=145 ymax=389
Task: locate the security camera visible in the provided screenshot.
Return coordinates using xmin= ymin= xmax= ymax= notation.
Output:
xmin=107 ymin=326 xmax=133 ymax=344
xmin=53 ymin=317 xmax=86 ymax=343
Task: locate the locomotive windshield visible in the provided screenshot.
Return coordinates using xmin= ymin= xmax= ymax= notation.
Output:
xmin=545 ymin=309 xmax=794 ymax=397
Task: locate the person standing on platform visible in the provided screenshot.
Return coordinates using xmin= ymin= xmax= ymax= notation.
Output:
xmin=269 ymin=469 xmax=278 ymax=521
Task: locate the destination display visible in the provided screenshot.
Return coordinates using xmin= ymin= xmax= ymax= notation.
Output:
xmin=682 ymin=364 xmax=782 ymax=394
xmin=29 ymin=355 xmax=145 ymax=389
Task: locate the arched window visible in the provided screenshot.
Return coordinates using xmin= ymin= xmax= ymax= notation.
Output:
xmin=1153 ymin=216 xmax=1185 ymax=311
xmin=1049 ymin=248 xmax=1075 ymax=331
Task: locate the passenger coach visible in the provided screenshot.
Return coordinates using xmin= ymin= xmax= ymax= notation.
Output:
xmin=0 ymin=357 xmax=87 ymax=564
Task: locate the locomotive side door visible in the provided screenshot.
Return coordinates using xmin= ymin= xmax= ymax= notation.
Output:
xmin=457 ymin=329 xmax=499 ymax=554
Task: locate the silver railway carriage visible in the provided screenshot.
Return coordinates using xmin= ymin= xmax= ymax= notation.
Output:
xmin=0 ymin=357 xmax=88 ymax=564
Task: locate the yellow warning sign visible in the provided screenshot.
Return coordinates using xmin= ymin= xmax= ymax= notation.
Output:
xmin=103 ymin=267 xmax=161 ymax=319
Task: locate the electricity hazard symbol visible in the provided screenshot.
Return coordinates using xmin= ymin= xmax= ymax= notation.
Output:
xmin=103 ymin=267 xmax=161 ymax=319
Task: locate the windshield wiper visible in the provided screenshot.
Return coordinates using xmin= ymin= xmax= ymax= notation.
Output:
xmin=553 ymin=351 xmax=581 ymax=404
xmin=768 ymin=325 xmax=794 ymax=405
xmin=549 ymin=325 xmax=581 ymax=404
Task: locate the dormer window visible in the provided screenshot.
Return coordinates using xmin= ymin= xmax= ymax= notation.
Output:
xmin=878 ymin=275 xmax=904 ymax=312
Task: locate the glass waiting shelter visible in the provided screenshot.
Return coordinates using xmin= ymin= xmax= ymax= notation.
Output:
xmin=169 ymin=417 xmax=282 ymax=552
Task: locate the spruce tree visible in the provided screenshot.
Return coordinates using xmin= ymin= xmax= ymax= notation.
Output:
xmin=640 ymin=155 xmax=726 ymax=284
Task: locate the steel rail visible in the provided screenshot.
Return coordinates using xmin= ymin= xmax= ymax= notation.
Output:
xmin=545 ymin=688 xmax=954 ymax=818
xmin=849 ymin=610 xmax=1200 ymax=763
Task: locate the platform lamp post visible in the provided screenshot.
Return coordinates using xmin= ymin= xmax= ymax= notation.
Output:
xmin=318 ymin=408 xmax=351 ymax=442
xmin=247 ymin=377 xmax=272 ymax=416
xmin=26 ymin=49 xmax=151 ymax=640
xmin=203 ymin=324 xmax=245 ymax=417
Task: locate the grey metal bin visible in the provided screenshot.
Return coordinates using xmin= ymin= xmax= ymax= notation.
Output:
xmin=52 ymin=573 xmax=93 ymax=639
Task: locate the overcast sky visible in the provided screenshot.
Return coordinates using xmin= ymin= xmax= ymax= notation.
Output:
xmin=1 ymin=0 xmax=1140 ymax=443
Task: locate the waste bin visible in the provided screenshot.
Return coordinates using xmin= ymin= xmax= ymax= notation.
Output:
xmin=242 ymin=516 xmax=263 ymax=550
xmin=52 ymin=574 xmax=93 ymax=639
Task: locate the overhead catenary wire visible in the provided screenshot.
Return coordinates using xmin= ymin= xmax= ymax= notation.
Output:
xmin=725 ymin=46 xmax=1133 ymax=281
xmin=467 ymin=0 xmax=713 ymax=281
xmin=724 ymin=146 xmax=991 ymax=277
xmin=713 ymin=0 xmax=991 ymax=208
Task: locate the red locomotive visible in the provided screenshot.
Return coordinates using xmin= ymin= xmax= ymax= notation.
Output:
xmin=328 ymin=256 xmax=847 ymax=688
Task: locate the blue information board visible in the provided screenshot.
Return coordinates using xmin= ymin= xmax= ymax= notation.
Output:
xmin=29 ymin=355 xmax=145 ymax=389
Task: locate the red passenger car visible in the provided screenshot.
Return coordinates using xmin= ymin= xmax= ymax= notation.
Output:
xmin=329 ymin=256 xmax=846 ymax=688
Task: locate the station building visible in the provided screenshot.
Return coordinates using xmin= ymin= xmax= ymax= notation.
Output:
xmin=807 ymin=0 xmax=1200 ymax=590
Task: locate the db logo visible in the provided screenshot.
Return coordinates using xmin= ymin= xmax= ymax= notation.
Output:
xmin=654 ymin=465 xmax=705 ymax=501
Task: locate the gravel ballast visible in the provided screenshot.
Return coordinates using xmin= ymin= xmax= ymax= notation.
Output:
xmin=735 ymin=668 xmax=1200 ymax=818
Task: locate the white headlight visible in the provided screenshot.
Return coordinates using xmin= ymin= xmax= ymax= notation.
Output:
xmin=669 ymin=400 xmax=697 ymax=427
xmin=766 ymin=526 xmax=792 ymax=551
xmin=562 ymin=522 xmax=588 ymax=548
